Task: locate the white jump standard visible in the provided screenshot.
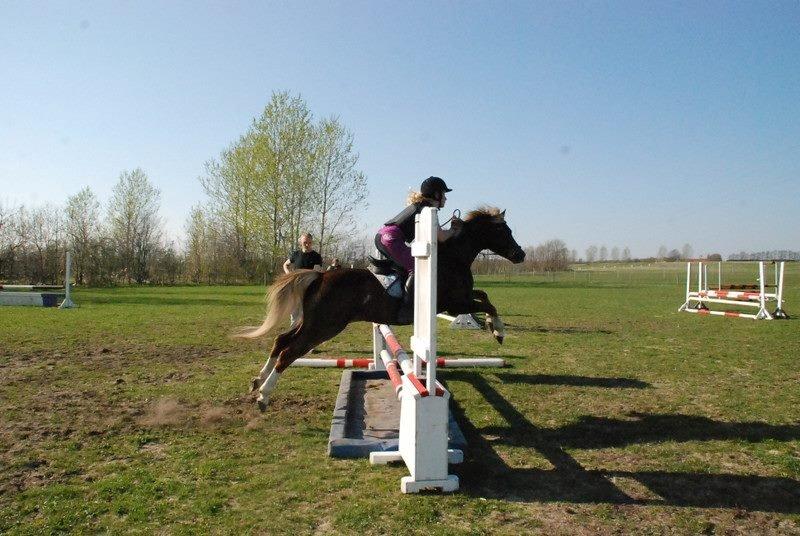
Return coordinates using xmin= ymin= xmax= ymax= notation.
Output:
xmin=367 ymin=207 xmax=463 ymax=493
xmin=0 ymin=251 xmax=77 ymax=308
xmin=678 ymin=261 xmax=788 ymax=320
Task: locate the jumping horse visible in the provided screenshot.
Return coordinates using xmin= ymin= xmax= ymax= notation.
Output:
xmin=237 ymin=207 xmax=525 ymax=410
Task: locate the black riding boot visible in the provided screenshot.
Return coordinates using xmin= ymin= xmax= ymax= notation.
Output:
xmin=395 ymin=273 xmax=414 ymax=324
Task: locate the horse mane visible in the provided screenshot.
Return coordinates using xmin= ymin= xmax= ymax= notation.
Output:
xmin=464 ymin=206 xmax=505 ymax=223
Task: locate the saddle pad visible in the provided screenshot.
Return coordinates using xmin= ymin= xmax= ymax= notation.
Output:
xmin=373 ymin=273 xmax=403 ymax=299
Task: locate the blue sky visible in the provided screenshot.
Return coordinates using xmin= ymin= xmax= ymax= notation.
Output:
xmin=1 ymin=1 xmax=798 ymax=257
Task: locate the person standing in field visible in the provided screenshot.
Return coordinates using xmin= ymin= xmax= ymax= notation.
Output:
xmin=283 ymin=233 xmax=323 ymax=327
xmin=283 ymin=233 xmax=323 ymax=274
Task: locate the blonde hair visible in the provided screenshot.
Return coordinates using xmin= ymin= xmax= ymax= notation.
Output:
xmin=407 ymin=190 xmax=438 ymax=206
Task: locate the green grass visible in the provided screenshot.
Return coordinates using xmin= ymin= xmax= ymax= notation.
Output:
xmin=1 ymin=264 xmax=799 ymax=534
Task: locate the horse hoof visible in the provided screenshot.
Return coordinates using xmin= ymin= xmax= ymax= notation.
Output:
xmin=251 ymin=377 xmax=261 ymax=392
xmin=257 ymin=398 xmax=268 ymax=412
xmin=493 ymin=332 xmax=504 ymax=345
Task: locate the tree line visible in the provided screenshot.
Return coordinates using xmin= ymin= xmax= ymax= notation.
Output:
xmin=0 ymin=92 xmax=369 ymax=286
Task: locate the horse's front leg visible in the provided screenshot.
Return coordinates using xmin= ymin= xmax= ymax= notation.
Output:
xmin=470 ymin=290 xmax=505 ymax=344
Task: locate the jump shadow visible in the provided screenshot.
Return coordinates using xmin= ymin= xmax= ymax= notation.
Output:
xmin=444 ymin=371 xmax=800 ymax=512
xmin=438 ymin=352 xmax=528 ymax=361
xmin=505 ymin=324 xmax=614 ymax=335
xmin=493 ymin=372 xmax=648 ymax=389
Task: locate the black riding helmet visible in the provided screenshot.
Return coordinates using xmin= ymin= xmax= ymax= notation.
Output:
xmin=420 ymin=176 xmax=452 ymax=198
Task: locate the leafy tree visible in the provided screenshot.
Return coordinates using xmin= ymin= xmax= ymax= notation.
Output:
xmin=311 ymin=117 xmax=368 ymax=255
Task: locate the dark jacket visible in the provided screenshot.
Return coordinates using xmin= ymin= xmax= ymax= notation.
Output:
xmin=383 ymin=200 xmax=436 ymax=241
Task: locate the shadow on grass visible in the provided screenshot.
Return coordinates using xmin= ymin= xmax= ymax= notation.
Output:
xmin=477 ymin=280 xmax=632 ymax=290
xmin=82 ymin=296 xmax=258 ymax=307
xmin=492 ymin=372 xmax=648 ymax=389
xmin=447 ymin=371 xmax=800 ymax=513
xmin=438 ymin=353 xmax=529 ymax=361
xmin=505 ymin=324 xmax=615 ymax=335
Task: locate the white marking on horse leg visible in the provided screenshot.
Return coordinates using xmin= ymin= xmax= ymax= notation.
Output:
xmin=252 ymin=356 xmax=278 ymax=391
xmin=258 ymin=357 xmax=278 ymax=381
xmin=257 ymin=370 xmax=282 ymax=409
xmin=490 ymin=315 xmax=505 ymax=339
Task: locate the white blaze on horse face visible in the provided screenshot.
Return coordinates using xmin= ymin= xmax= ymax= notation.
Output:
xmin=258 ymin=370 xmax=281 ymax=404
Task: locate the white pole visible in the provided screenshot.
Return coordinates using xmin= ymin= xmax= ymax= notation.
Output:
xmin=758 ymin=261 xmax=770 ymax=319
xmin=774 ymin=262 xmax=778 ymax=292
xmin=372 ymin=323 xmax=386 ymax=371
xmin=59 ymin=251 xmax=77 ymax=309
xmin=718 ymin=262 xmax=721 ymax=291
xmin=776 ymin=261 xmax=785 ymax=314
xmin=410 ymin=207 xmax=438 ymax=386
xmin=697 ymin=261 xmax=703 ymax=296
xmin=704 ymin=264 xmax=708 ymax=292
xmin=685 ymin=262 xmax=691 ymax=302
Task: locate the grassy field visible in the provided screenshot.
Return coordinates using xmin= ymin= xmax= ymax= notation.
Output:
xmin=1 ymin=263 xmax=799 ymax=534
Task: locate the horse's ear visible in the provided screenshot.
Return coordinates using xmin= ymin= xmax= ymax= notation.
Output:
xmin=500 ymin=209 xmax=506 ymax=219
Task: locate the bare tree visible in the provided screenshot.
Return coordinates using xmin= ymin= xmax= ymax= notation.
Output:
xmin=622 ymin=246 xmax=631 ymax=261
xmin=657 ymin=245 xmax=667 ymax=260
xmin=0 ymin=203 xmax=25 ymax=279
xmin=107 ymin=168 xmax=162 ymax=283
xmin=599 ymin=245 xmax=608 ymax=261
xmin=611 ymin=246 xmax=620 ymax=261
xmin=65 ymin=187 xmax=101 ymax=285
xmin=534 ymin=239 xmax=570 ymax=271
xmin=681 ymin=243 xmax=693 ymax=260
xmin=311 ymin=117 xmax=368 ymax=255
xmin=585 ymin=245 xmax=598 ymax=263
xmin=22 ymin=204 xmax=64 ymax=284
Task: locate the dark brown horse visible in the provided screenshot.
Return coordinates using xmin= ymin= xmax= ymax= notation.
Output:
xmin=237 ymin=207 xmax=525 ymax=410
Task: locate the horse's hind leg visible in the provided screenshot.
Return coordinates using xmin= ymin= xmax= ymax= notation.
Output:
xmin=251 ymin=328 xmax=298 ymax=392
xmin=256 ymin=326 xmax=319 ymax=411
xmin=251 ymin=357 xmax=277 ymax=392
xmin=257 ymin=316 xmax=351 ymax=411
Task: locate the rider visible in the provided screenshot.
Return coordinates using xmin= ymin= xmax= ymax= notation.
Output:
xmin=376 ymin=176 xmax=460 ymax=321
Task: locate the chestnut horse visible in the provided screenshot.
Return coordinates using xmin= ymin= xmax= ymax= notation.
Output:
xmin=237 ymin=207 xmax=525 ymax=410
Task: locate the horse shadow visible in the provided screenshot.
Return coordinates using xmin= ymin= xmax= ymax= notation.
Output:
xmin=442 ymin=371 xmax=800 ymax=513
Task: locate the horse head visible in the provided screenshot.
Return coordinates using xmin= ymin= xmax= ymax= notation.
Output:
xmin=461 ymin=207 xmax=525 ymax=263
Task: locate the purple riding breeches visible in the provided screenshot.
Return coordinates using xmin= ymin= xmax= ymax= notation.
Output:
xmin=377 ymin=224 xmax=414 ymax=272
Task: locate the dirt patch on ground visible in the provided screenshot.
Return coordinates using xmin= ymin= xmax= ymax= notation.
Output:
xmin=139 ymin=398 xmax=189 ymax=427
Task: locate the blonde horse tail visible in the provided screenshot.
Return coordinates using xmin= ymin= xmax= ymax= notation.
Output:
xmin=234 ymin=270 xmax=322 ymax=339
